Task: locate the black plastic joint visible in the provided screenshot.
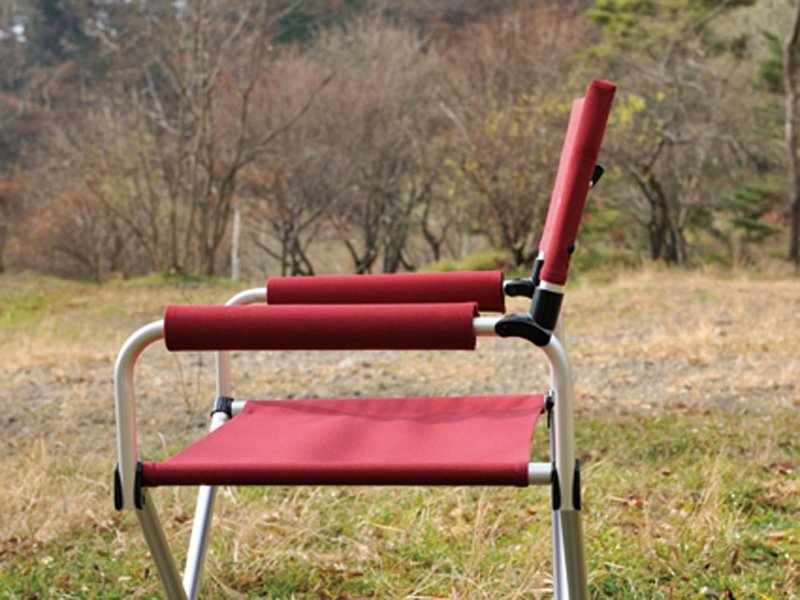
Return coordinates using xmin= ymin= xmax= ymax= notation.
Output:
xmin=544 ymin=394 xmax=554 ymax=429
xmin=551 ymin=464 xmax=561 ymax=510
xmin=530 ymin=257 xmax=544 ymax=288
xmin=113 ymin=464 xmax=123 ymax=511
xmin=495 ymin=313 xmax=552 ymax=347
xmin=211 ymin=396 xmax=234 ymax=418
xmin=134 ymin=461 xmax=145 ymax=510
xmin=504 ymin=278 xmax=536 ymax=298
xmin=530 ymin=287 xmax=563 ymax=333
xmin=115 ymin=462 xmax=147 ymax=510
xmin=552 ymin=460 xmax=582 ymax=511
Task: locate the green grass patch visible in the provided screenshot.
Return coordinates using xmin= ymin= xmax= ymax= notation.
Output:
xmin=423 ymin=250 xmax=510 ymax=273
xmin=2 ymin=410 xmax=796 ymax=597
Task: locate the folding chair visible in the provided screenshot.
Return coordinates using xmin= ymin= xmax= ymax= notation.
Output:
xmin=113 ymin=79 xmax=616 ymax=599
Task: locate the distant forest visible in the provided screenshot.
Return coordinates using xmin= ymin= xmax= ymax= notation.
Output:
xmin=0 ymin=0 xmax=798 ymax=280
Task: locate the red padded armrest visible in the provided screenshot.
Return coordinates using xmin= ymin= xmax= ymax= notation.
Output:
xmin=267 ymin=271 xmax=505 ymax=313
xmin=539 ymin=79 xmax=615 ymax=285
xmin=164 ymin=303 xmax=478 ymax=351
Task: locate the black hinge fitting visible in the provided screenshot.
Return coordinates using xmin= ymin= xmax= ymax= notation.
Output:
xmin=551 ymin=460 xmax=582 ymax=511
xmin=211 ymin=396 xmax=234 ymax=418
xmin=495 ymin=313 xmax=552 ymax=347
xmin=134 ymin=461 xmax=145 ymax=510
xmin=113 ymin=465 xmax=123 ymax=511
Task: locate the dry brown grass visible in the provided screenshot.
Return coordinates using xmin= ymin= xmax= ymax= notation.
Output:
xmin=1 ymin=268 xmax=798 ymax=597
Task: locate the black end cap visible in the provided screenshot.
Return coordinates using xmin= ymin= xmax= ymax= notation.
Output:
xmin=113 ymin=465 xmax=123 ymax=511
xmin=591 ymin=164 xmax=605 ymax=188
xmin=573 ymin=459 xmax=582 ymax=511
xmin=504 ymin=278 xmax=536 ymax=298
xmin=495 ymin=313 xmax=552 ymax=347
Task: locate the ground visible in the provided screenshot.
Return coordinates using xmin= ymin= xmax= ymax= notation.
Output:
xmin=0 ymin=269 xmax=798 ymax=598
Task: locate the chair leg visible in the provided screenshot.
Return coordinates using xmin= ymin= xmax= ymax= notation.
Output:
xmin=136 ymin=489 xmax=188 ymax=600
xmin=552 ymin=508 xmax=588 ymax=600
xmin=552 ymin=509 xmax=565 ymax=595
xmin=181 ymin=405 xmax=232 ymax=598
xmin=183 ymin=485 xmax=218 ymax=600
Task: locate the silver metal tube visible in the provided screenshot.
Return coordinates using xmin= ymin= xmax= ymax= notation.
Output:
xmin=554 ymin=510 xmax=589 ymax=599
xmin=553 ymin=315 xmax=565 ymax=344
xmin=539 ymin=280 xmax=566 ymax=294
xmin=114 ymin=320 xmax=165 ymax=510
xmin=473 ymin=316 xmax=501 ymax=336
xmin=136 ymin=491 xmax=187 ymax=600
xmin=182 ymin=410 xmax=230 ymax=600
xmin=180 ymin=288 xmax=267 ymax=599
xmin=215 ymin=288 xmax=266 ymax=397
xmin=552 ymin=510 xmax=566 ymax=598
xmin=543 ymin=333 xmax=588 ymax=599
xmin=183 ymin=485 xmax=215 ymax=600
xmin=527 ymin=462 xmax=552 ymax=486
xmin=175 ymin=287 xmax=268 ymax=598
xmin=542 ymin=335 xmax=576 ymax=510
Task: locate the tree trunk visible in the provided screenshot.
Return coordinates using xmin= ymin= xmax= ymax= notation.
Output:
xmin=231 ymin=201 xmax=242 ymax=281
xmin=0 ymin=197 xmax=7 ymax=274
xmin=784 ymin=1 xmax=800 ymax=266
xmin=0 ymin=222 xmax=6 ymax=274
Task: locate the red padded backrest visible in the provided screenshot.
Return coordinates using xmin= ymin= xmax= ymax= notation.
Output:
xmin=539 ymin=79 xmax=615 ymax=286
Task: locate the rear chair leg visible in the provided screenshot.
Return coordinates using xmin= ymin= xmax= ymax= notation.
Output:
xmin=182 ymin=399 xmax=233 ymax=599
xmin=136 ymin=489 xmax=187 ymax=600
xmin=183 ymin=485 xmax=218 ymax=600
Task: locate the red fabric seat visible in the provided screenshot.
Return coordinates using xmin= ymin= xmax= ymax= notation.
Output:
xmin=142 ymin=394 xmax=544 ymax=488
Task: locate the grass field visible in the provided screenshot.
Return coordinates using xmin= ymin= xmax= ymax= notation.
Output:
xmin=0 ymin=269 xmax=798 ymax=598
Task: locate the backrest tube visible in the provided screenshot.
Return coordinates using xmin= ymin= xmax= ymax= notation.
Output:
xmin=527 ymin=80 xmax=615 ymax=332
xmin=538 ymin=80 xmax=615 ymax=287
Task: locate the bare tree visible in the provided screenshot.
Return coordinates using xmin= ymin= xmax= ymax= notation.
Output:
xmin=587 ymin=0 xmax=764 ymax=265
xmin=240 ymin=49 xmax=354 ymax=276
xmin=784 ymin=0 xmax=800 ymax=267
xmin=438 ymin=4 xmax=587 ymax=267
xmin=0 ymin=177 xmax=19 ymax=274
xmin=30 ymin=1 xmax=333 ymax=279
xmin=306 ymin=15 xmax=443 ymax=274
xmin=134 ymin=0 xmax=300 ymax=276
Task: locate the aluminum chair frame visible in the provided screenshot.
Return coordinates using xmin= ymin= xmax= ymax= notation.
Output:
xmin=113 ymin=289 xmax=585 ymax=599
xmin=113 ymin=78 xmax=615 ymax=599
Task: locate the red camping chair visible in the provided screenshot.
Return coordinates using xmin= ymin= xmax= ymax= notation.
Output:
xmin=113 ymin=79 xmax=616 ymax=599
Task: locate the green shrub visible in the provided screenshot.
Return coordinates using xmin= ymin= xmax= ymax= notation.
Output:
xmin=423 ymin=250 xmax=509 ymax=272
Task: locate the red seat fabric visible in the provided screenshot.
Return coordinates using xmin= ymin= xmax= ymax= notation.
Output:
xmin=141 ymin=394 xmax=544 ymax=487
